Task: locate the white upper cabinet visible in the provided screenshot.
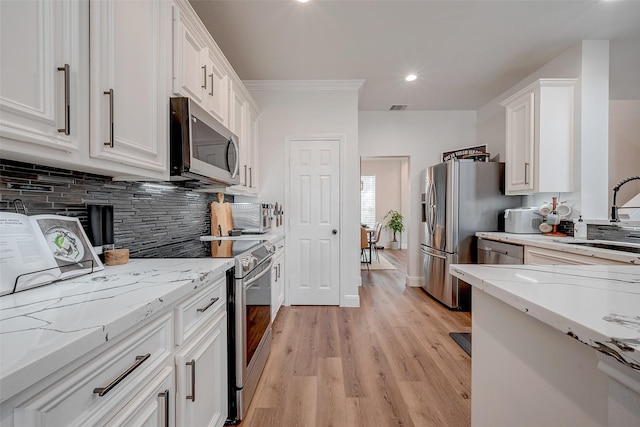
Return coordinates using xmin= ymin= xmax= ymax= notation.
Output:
xmin=172 ymin=5 xmax=208 ymax=105
xmin=204 ymin=49 xmax=230 ymax=127
xmin=0 ymin=0 xmax=88 ymax=161
xmin=89 ymin=0 xmax=168 ymax=176
xmin=501 ymin=79 xmax=576 ymax=195
xmin=227 ymin=81 xmax=260 ymax=194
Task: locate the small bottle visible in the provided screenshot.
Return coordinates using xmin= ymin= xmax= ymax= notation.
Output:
xmin=574 ymin=215 xmax=587 ymax=239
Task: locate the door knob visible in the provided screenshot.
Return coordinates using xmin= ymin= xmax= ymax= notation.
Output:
xmin=332 ymin=229 xmax=337 ymax=235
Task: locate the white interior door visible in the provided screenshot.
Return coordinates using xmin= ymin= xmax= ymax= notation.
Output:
xmin=288 ymin=138 xmax=340 ymax=305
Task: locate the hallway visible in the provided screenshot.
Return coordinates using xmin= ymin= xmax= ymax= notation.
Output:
xmin=239 ymin=249 xmax=472 ymax=426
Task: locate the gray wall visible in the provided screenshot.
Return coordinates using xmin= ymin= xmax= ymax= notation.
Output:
xmin=0 ymin=159 xmax=222 ymax=257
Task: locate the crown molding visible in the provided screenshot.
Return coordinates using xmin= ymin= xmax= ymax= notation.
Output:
xmin=243 ymin=79 xmax=366 ymax=94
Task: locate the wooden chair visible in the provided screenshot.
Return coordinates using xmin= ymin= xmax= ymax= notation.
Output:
xmin=360 ymin=227 xmax=369 ymax=270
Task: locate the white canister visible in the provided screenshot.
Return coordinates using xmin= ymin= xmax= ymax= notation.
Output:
xmin=574 ymin=216 xmax=587 ymax=239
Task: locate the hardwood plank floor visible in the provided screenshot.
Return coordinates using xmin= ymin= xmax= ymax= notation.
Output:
xmin=239 ymin=249 xmax=472 ymax=427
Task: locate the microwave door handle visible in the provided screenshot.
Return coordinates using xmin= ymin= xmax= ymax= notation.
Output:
xmin=227 ymin=136 xmax=239 ymax=178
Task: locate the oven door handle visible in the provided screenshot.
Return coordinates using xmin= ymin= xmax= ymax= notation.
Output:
xmin=243 ymin=259 xmax=274 ymax=288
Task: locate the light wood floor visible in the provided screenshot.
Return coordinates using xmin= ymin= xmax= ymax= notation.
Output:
xmin=239 ymin=249 xmax=472 ymax=427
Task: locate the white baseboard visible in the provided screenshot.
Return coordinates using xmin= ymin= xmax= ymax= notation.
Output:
xmin=405 ymin=275 xmax=421 ymax=287
xmin=341 ymin=294 xmax=360 ymax=307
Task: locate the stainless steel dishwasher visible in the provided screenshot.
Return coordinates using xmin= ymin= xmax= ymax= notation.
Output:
xmin=477 ymin=238 xmax=524 ymax=264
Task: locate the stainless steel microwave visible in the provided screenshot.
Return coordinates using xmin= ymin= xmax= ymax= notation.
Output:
xmin=169 ymin=97 xmax=240 ymax=185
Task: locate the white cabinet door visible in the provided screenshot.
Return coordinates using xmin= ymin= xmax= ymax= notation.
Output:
xmin=204 ymin=50 xmax=230 ymax=127
xmin=230 ymin=83 xmax=247 ymax=186
xmin=90 ymin=0 xmax=168 ymax=174
xmin=504 ymin=91 xmax=535 ymax=194
xmin=175 ymin=310 xmax=227 ymax=427
xmin=524 ymin=246 xmax=630 ymax=266
xmin=105 ymin=366 xmax=174 ymax=427
xmin=172 ymin=5 xmax=207 ymax=105
xmin=0 ymin=0 xmax=87 ymax=158
xmin=501 ymin=79 xmax=576 ymax=195
xmin=270 ymin=237 xmax=285 ymax=321
xmin=245 ymin=102 xmax=259 ymax=191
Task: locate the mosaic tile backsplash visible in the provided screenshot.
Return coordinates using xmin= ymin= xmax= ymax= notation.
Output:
xmin=0 ymin=159 xmax=230 ymax=257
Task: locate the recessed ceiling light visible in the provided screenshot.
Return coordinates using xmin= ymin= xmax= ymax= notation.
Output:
xmin=297 ymin=0 xmax=310 ymax=3
xmin=405 ymin=74 xmax=417 ymax=82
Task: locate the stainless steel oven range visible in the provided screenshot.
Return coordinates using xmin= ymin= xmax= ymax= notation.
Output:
xmin=227 ymin=240 xmax=275 ymax=423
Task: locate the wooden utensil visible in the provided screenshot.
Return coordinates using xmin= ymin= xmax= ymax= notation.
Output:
xmin=210 ymin=192 xmax=234 ymax=257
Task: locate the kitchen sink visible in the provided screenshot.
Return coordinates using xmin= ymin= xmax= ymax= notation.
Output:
xmin=560 ymin=241 xmax=640 ymax=254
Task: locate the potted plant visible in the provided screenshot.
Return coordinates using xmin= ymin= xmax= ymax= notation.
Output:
xmin=383 ymin=210 xmax=405 ymax=250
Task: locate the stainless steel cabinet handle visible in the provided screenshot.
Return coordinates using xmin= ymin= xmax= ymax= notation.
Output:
xmin=158 ymin=389 xmax=170 ymax=427
xmin=103 ymin=89 xmax=114 ymax=147
xmin=244 ymin=165 xmax=247 ymax=185
xmin=209 ymin=74 xmax=214 ymax=96
xmin=57 ymin=64 xmax=70 ymax=135
xmin=186 ymin=359 xmax=196 ymax=401
xmin=249 ymin=167 xmax=253 ymax=188
xmin=524 ymin=162 xmax=530 ymax=185
xmin=197 ymin=297 xmax=219 ymax=313
xmin=93 ymin=353 xmax=150 ymax=396
xmin=202 ymin=65 xmax=207 ymax=89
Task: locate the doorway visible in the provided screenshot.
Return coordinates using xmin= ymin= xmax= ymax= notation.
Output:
xmin=360 ymin=156 xmax=410 ymax=250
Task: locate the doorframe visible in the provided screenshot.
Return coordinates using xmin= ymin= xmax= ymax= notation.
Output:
xmin=284 ymin=134 xmax=348 ymax=306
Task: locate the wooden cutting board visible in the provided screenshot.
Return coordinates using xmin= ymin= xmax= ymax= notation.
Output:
xmin=210 ymin=192 xmax=234 ymax=257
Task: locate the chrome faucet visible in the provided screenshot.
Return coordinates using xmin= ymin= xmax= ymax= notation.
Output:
xmin=610 ymin=176 xmax=640 ymax=222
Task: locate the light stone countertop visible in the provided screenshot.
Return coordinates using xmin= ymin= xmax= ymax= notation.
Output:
xmin=0 ymin=258 xmax=234 ymax=403
xmin=476 ymin=232 xmax=640 ymax=265
xmin=449 ymin=264 xmax=640 ymax=372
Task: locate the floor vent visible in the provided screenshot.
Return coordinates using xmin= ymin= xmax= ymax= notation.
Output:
xmin=389 ymin=104 xmax=408 ymax=111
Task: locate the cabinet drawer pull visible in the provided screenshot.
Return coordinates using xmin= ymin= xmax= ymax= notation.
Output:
xmin=158 ymin=389 xmax=170 ymax=427
xmin=93 ymin=353 xmax=150 ymax=396
xmin=197 ymin=297 xmax=219 ymax=313
xmin=57 ymin=64 xmax=70 ymax=135
xmin=209 ymin=74 xmax=214 ymax=96
xmin=186 ymin=359 xmax=196 ymax=401
xmin=202 ymin=65 xmax=207 ymax=89
xmin=524 ymin=162 xmax=530 ymax=185
xmin=249 ymin=167 xmax=253 ymax=188
xmin=103 ymin=89 xmax=114 ymax=147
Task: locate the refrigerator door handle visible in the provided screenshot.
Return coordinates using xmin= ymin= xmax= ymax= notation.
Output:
xmin=420 ymin=247 xmax=447 ymax=259
xmin=427 ymin=181 xmax=437 ymax=235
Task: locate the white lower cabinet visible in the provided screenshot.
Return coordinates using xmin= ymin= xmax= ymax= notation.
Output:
xmin=524 ymin=246 xmax=630 ymax=265
xmin=271 ymin=237 xmax=286 ymax=321
xmin=11 ymin=313 xmax=173 ymax=427
xmin=175 ymin=310 xmax=227 ymax=427
xmin=105 ymin=366 xmax=174 ymax=427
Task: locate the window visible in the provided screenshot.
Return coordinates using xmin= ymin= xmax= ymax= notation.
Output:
xmin=360 ymin=176 xmax=375 ymax=228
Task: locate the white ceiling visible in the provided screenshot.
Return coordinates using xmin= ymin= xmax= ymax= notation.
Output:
xmin=190 ymin=0 xmax=640 ymax=111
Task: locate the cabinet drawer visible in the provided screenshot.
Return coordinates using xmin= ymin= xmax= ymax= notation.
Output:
xmin=12 ymin=313 xmax=173 ymax=427
xmin=174 ymin=272 xmax=226 ymax=346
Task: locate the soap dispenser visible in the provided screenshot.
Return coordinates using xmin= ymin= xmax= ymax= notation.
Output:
xmin=574 ymin=215 xmax=587 ymax=239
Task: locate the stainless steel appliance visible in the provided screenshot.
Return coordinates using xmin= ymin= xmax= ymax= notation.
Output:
xmin=504 ymin=207 xmax=543 ymax=234
xmin=230 ymin=203 xmax=273 ymax=234
xmin=169 ymin=97 xmax=240 ymax=185
xmin=477 ymin=238 xmax=524 ymax=264
xmin=420 ymin=160 xmax=521 ymax=310
xmin=227 ymin=240 xmax=275 ymax=423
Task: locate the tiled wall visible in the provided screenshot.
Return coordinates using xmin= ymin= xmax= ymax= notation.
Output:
xmin=0 ymin=159 xmax=229 ymax=257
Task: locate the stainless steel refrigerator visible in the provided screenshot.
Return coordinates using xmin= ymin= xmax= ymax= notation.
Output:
xmin=420 ymin=160 xmax=521 ymax=310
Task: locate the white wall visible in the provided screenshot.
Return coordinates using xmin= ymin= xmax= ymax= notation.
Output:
xmin=609 ymin=100 xmax=640 ymax=209
xmin=247 ymin=82 xmax=361 ymax=307
xmin=360 ymin=157 xmax=409 ymax=249
xmin=359 ymin=111 xmax=477 ymax=284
